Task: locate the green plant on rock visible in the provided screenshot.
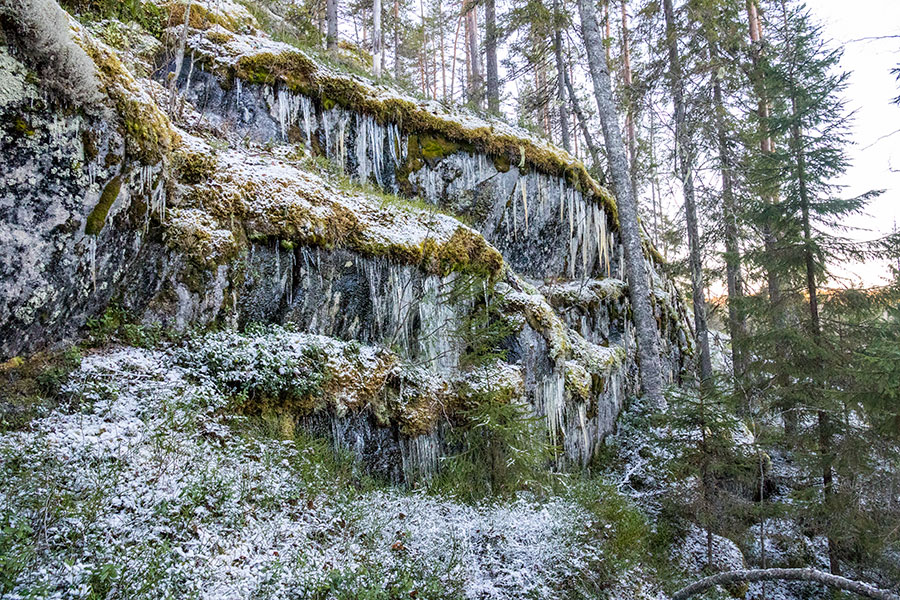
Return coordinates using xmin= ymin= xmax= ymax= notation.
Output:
xmin=0 ymin=347 xmax=82 ymax=431
xmin=86 ymin=304 xmax=163 ymax=348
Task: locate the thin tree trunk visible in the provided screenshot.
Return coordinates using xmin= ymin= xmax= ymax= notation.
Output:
xmin=485 ymin=0 xmax=499 ymax=113
xmin=393 ymin=0 xmax=400 ymax=78
xmin=373 ymin=0 xmax=382 ymax=77
xmin=789 ymin=94 xmax=839 ymax=574
xmin=439 ymin=0 xmax=447 ymax=100
xmin=578 ymin=0 xmax=666 ymax=410
xmin=707 ymin=37 xmax=747 ymax=377
xmin=449 ymin=11 xmax=463 ymax=101
xmin=621 ymin=0 xmax=637 ymax=193
xmin=662 ymin=0 xmax=713 ymax=384
xmin=563 ymin=68 xmax=602 ymax=174
xmin=327 ymin=0 xmax=339 ymax=50
xmin=672 ymin=568 xmax=899 ymax=600
xmin=553 ymin=0 xmax=570 ymax=151
xmin=465 ymin=1 xmax=482 ymax=108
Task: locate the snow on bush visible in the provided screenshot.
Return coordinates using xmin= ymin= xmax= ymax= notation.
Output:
xmin=0 ymin=337 xmax=608 ymax=599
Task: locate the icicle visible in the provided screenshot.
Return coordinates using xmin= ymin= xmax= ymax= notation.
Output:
xmin=236 ymin=78 xmax=241 ymax=105
xmin=580 ymin=200 xmax=588 ymax=277
xmin=541 ymin=367 xmax=566 ymax=456
xmin=512 ymin=194 xmax=518 ymax=239
xmin=355 ymin=114 xmax=369 ymax=183
xmin=301 ymin=96 xmax=313 ymax=148
xmin=87 ymin=235 xmax=97 ymax=292
xmin=370 ymin=117 xmax=384 ymax=189
xmin=559 ymin=178 xmax=565 ymax=223
xmin=521 ymin=175 xmax=529 ymax=235
xmin=337 ymin=115 xmax=347 ymax=173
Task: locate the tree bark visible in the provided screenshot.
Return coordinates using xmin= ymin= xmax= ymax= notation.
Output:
xmin=578 ymin=0 xmax=666 ymax=410
xmin=553 ymin=0 xmax=571 ymax=151
xmin=710 ymin=55 xmax=747 ymax=376
xmin=393 ymin=0 xmax=400 ymax=78
xmin=620 ymin=0 xmax=637 ymax=193
xmin=662 ymin=0 xmax=713 ymax=384
xmin=672 ymin=568 xmax=900 ymax=600
xmin=485 ymin=0 xmax=499 ymax=113
xmin=465 ymin=1 xmax=482 ymax=108
xmin=373 ymin=0 xmax=382 ymax=77
xmin=327 ymin=0 xmax=339 ymax=50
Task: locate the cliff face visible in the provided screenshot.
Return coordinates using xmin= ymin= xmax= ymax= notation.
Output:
xmin=0 ymin=3 xmax=693 ymax=482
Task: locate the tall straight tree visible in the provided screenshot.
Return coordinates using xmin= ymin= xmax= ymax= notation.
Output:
xmin=620 ymin=0 xmax=637 ymax=190
xmin=578 ymin=0 xmax=666 ymax=409
xmin=465 ymin=0 xmax=482 ymax=108
xmin=662 ymin=0 xmax=713 ymax=384
xmin=553 ymin=0 xmax=571 ymax=151
xmin=373 ymin=0 xmax=383 ymax=76
xmin=691 ymin=0 xmax=749 ymax=377
xmin=484 ymin=0 xmax=500 ymax=113
xmin=327 ymin=0 xmax=339 ymax=50
xmin=753 ymin=0 xmax=886 ymax=574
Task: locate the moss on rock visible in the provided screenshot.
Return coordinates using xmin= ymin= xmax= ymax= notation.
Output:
xmin=85 ymin=175 xmax=122 ymax=235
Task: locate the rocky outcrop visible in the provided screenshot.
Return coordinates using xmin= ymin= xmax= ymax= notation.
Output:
xmin=0 ymin=5 xmax=692 ymax=482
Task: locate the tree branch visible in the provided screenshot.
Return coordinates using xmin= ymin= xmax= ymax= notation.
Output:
xmin=672 ymin=568 xmax=900 ymax=600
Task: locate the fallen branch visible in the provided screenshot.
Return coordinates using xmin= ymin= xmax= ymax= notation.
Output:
xmin=672 ymin=568 xmax=900 ymax=600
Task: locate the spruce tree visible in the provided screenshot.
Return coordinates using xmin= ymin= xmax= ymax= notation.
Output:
xmin=747 ymin=0 xmax=886 ymax=574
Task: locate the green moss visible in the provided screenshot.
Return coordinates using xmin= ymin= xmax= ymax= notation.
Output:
xmin=492 ymin=153 xmax=511 ymax=173
xmin=211 ymin=41 xmax=622 ymax=227
xmin=418 ymin=133 xmax=462 ymax=162
xmin=173 ymin=150 xmax=217 ymax=183
xmin=421 ymin=227 xmax=504 ymax=278
xmin=165 ymin=2 xmax=247 ymax=33
xmin=85 ymin=176 xmax=121 ymax=236
xmin=234 ymin=52 xmax=317 ymax=90
xmin=81 ymin=42 xmax=179 ymax=164
xmin=11 ymin=116 xmax=34 ymax=138
xmin=0 ymin=348 xmax=82 ymax=432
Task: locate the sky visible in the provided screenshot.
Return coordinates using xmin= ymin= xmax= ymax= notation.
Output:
xmin=809 ymin=0 xmax=900 ymax=285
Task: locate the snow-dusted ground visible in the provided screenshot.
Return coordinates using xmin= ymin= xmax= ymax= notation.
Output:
xmin=0 ymin=337 xmax=642 ymax=599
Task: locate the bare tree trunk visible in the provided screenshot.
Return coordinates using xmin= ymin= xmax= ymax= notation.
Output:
xmin=672 ymin=568 xmax=900 ymax=600
xmin=393 ymin=0 xmax=400 ymax=78
xmin=578 ymin=0 xmax=666 ymax=410
xmin=485 ymin=0 xmax=499 ymax=113
xmin=373 ymin=0 xmax=382 ymax=77
xmin=449 ymin=10 xmax=463 ymax=101
xmin=439 ymin=0 xmax=447 ymax=100
xmin=327 ymin=0 xmax=339 ymax=50
xmin=563 ymin=68 xmax=602 ymax=172
xmin=553 ymin=0 xmax=570 ymax=151
xmin=707 ymin=37 xmax=747 ymax=377
xmin=465 ymin=1 xmax=482 ymax=108
xmin=620 ymin=0 xmax=637 ymax=192
xmin=662 ymin=0 xmax=713 ymax=384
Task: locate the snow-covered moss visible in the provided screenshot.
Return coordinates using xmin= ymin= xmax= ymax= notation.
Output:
xmin=179 ymin=26 xmax=620 ymax=226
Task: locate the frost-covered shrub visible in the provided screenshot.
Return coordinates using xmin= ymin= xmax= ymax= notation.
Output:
xmin=0 ymin=0 xmax=103 ymax=107
xmin=177 ymin=326 xmax=331 ymax=413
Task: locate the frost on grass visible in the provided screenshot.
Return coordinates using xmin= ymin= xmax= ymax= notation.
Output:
xmin=0 ymin=338 xmax=610 ymax=599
